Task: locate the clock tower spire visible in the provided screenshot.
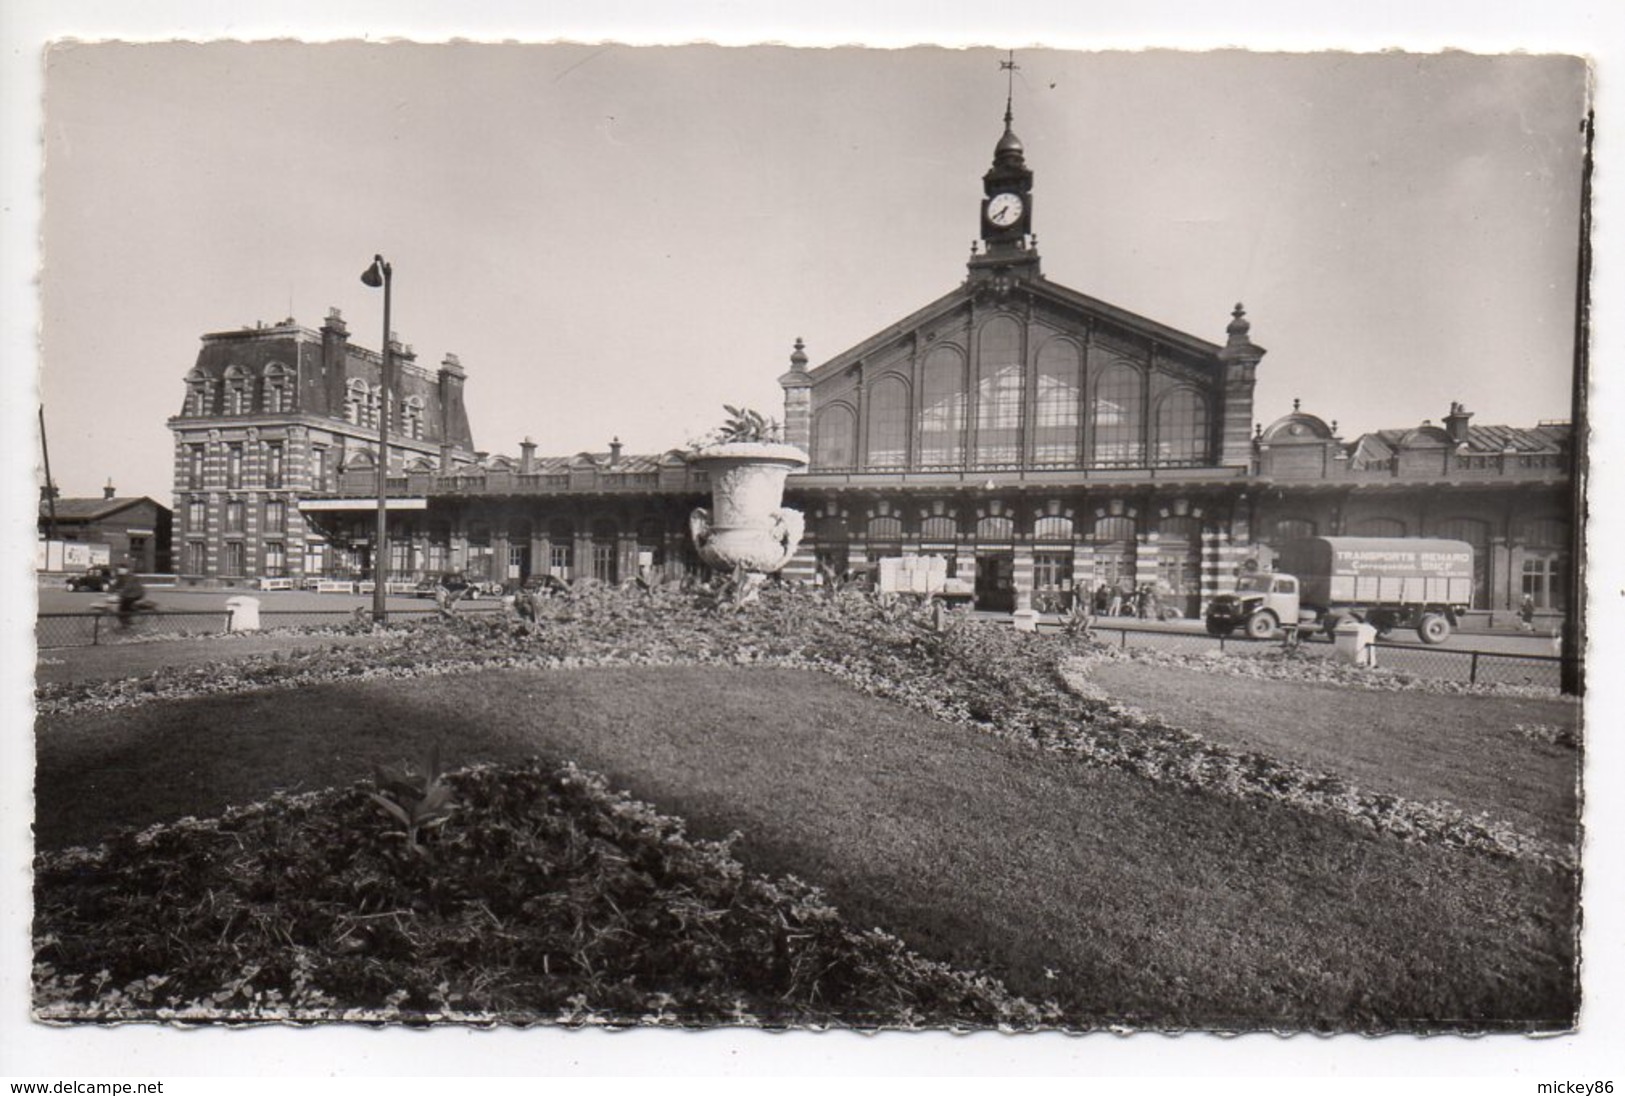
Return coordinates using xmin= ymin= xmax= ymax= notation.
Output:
xmin=970 ymin=51 xmax=1040 ymax=285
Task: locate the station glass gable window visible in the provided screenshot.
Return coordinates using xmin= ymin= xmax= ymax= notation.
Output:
xmin=1091 ymin=366 xmax=1144 ymax=466
xmin=1154 ymin=388 xmax=1208 ymax=466
xmin=865 ymin=377 xmax=909 ymax=470
xmin=975 ymin=317 xmax=1024 ymax=467
xmin=918 ymin=348 xmax=966 ymax=468
xmin=1033 ymin=340 xmax=1081 ymax=465
xmin=812 ymin=405 xmax=856 ymax=471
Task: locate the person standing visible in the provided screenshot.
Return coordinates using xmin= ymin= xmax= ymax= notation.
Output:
xmin=1519 ymin=593 xmax=1537 ymax=632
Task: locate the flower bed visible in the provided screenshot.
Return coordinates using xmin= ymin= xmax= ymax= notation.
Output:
xmin=35 ymin=584 xmax=1574 ymax=872
xmin=36 ymin=759 xmax=1053 ymax=1028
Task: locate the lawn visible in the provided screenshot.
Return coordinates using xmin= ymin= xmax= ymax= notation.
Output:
xmin=36 ymin=661 xmax=1578 ymax=1030
xmin=1085 ymin=657 xmax=1580 ymax=845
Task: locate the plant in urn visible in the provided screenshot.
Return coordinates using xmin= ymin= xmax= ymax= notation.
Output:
xmin=688 ymin=406 xmax=808 ymax=575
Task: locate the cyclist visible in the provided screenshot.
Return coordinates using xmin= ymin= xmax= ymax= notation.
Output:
xmin=111 ymin=564 xmax=146 ymax=628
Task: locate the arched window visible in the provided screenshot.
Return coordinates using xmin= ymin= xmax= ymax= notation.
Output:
xmin=866 ymin=376 xmax=909 ymax=469
xmin=975 ymin=316 xmax=1023 ymax=467
xmin=865 ymin=515 xmax=904 ymax=563
xmin=1154 ymin=388 xmax=1209 ymax=465
xmin=976 ymin=515 xmax=1015 ymax=542
xmin=812 ymin=405 xmax=857 ymax=471
xmin=919 ymin=516 xmax=958 ymax=544
xmin=1271 ymin=517 xmax=1317 ymax=544
xmin=1350 ymin=516 xmax=1407 ymax=537
xmin=1034 ymin=516 xmax=1074 ymax=541
xmin=1092 ymin=365 xmax=1144 ymax=466
xmin=1033 ymin=339 xmax=1082 ymax=465
xmin=918 ymin=347 xmax=966 ymax=468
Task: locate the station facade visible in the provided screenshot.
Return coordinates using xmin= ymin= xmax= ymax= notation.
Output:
xmin=168 ymin=111 xmax=1575 ymax=619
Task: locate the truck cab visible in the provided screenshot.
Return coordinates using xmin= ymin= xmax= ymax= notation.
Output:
xmin=1205 ymin=572 xmax=1301 ymax=639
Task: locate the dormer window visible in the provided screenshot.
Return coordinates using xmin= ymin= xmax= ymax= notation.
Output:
xmin=263 ymin=362 xmax=293 ymax=414
xmin=345 ymin=378 xmax=369 ymax=426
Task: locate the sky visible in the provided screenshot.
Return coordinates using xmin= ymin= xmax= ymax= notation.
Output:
xmin=33 ymin=42 xmax=1587 ymax=503
xmin=5 ymin=2 xmax=1624 ymax=1084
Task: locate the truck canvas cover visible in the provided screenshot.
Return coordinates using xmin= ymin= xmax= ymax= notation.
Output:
xmin=1276 ymin=537 xmax=1474 ymax=607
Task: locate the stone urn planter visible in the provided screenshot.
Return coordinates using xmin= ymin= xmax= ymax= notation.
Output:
xmin=687 ymin=442 xmax=809 ymax=574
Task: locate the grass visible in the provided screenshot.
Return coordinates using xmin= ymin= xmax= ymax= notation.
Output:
xmin=1086 ymin=658 xmax=1580 ymax=845
xmin=35 ymin=664 xmax=1578 ymax=1029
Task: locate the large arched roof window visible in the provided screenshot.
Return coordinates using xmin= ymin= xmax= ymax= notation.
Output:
xmin=918 ymin=346 xmax=966 ymax=469
xmin=1034 ymin=339 xmax=1082 ymax=465
xmin=866 ymin=376 xmax=909 ymax=470
xmin=1154 ymin=388 xmax=1209 ymax=466
xmin=1091 ymin=364 xmax=1144 ymax=466
xmin=812 ymin=404 xmax=857 ymax=471
xmin=975 ymin=316 xmax=1023 ymax=467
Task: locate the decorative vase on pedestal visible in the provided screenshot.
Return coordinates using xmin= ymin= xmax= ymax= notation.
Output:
xmin=687 ymin=442 xmax=809 ymax=574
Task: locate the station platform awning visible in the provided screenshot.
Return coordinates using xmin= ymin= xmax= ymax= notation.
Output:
xmin=297 ymin=498 xmax=428 ymax=511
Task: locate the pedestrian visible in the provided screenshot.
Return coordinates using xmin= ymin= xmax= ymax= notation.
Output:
xmin=1093 ymin=583 xmax=1108 ymax=614
xmin=1107 ymin=581 xmax=1123 ymax=617
xmin=1519 ymin=593 xmax=1536 ymax=632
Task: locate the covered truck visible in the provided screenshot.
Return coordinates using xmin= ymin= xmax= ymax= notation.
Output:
xmin=1205 ymin=536 xmax=1474 ymax=644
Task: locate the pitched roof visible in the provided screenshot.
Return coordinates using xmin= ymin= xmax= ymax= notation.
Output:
xmin=38 ymin=496 xmax=164 ymax=522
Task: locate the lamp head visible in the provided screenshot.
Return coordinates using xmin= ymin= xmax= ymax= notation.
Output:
xmin=360 ymin=255 xmax=388 ymax=288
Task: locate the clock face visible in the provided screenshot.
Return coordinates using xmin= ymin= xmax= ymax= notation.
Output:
xmin=987 ymin=191 xmax=1025 ymax=228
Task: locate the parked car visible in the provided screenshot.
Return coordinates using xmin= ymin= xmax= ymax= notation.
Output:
xmin=65 ymin=566 xmax=113 ymax=593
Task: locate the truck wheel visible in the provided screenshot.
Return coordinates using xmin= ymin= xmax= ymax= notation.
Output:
xmin=1245 ymin=610 xmax=1278 ymax=640
xmin=1205 ymin=619 xmax=1234 ymax=637
xmin=1418 ymin=613 xmax=1451 ymax=645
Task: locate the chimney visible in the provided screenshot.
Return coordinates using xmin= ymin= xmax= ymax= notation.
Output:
xmin=1444 ymin=401 xmax=1473 ymax=445
xmin=609 ymin=437 xmax=623 ymax=466
xmin=39 ymin=485 xmax=59 ymax=503
xmin=520 ymin=437 xmax=537 ymax=474
xmin=103 ymin=479 xmax=116 ymax=500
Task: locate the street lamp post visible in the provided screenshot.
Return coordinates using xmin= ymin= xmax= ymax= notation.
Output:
xmin=361 ymin=255 xmax=392 ymax=624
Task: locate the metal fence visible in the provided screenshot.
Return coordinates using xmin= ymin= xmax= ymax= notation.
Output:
xmin=1068 ymin=622 xmax=1567 ymax=690
xmin=35 ymin=603 xmax=505 ymax=650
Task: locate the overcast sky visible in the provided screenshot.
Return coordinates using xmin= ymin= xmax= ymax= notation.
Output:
xmin=36 ymin=43 xmax=1586 ymax=501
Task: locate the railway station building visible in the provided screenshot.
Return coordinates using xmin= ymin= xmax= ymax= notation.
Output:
xmin=167 ymin=109 xmax=1575 ymax=620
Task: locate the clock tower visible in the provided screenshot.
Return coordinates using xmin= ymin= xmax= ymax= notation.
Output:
xmin=969 ymin=75 xmax=1040 ymax=285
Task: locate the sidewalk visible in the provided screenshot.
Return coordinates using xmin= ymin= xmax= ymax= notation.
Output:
xmin=35 ymin=632 xmax=391 ymax=687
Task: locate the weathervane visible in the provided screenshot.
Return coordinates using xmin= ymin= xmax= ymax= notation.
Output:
xmin=1000 ymin=50 xmax=1018 ymax=126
